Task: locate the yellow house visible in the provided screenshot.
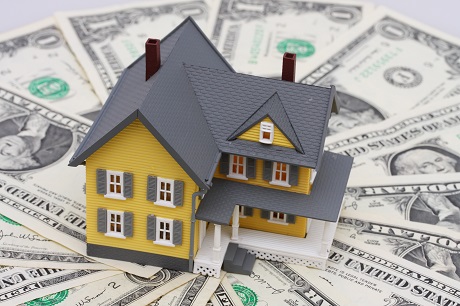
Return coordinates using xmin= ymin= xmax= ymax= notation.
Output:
xmin=69 ymin=18 xmax=352 ymax=277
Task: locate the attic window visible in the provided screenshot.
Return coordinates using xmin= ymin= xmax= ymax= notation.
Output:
xmin=259 ymin=122 xmax=274 ymax=144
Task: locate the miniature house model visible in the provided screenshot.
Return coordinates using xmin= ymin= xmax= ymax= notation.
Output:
xmin=69 ymin=18 xmax=352 ymax=278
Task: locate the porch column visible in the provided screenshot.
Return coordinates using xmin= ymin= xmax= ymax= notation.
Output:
xmin=213 ymin=224 xmax=221 ymax=263
xmin=231 ymin=205 xmax=239 ymax=241
xmin=320 ymin=221 xmax=335 ymax=257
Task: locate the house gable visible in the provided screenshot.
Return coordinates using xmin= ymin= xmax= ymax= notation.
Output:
xmin=86 ymin=119 xmax=200 ymax=260
xmin=237 ymin=117 xmax=295 ymax=149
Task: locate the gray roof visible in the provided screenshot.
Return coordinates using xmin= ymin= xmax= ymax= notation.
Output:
xmin=70 ymin=16 xmax=340 ymax=190
xmin=195 ymin=151 xmax=353 ymax=224
xmin=184 ymin=65 xmax=337 ymax=169
xmin=69 ymin=18 xmax=234 ymax=189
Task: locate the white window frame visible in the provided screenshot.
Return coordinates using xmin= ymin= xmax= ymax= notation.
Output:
xmin=268 ymin=211 xmax=288 ymax=225
xmin=154 ymin=217 xmax=175 ymax=247
xmin=105 ymin=210 xmax=125 ymax=239
xmin=259 ymin=122 xmax=274 ymax=144
xmin=155 ymin=177 xmax=175 ymax=208
xmin=227 ymin=154 xmax=248 ymax=180
xmin=105 ymin=170 xmax=126 ymax=200
xmin=310 ymin=170 xmax=317 ymax=184
xmin=270 ymin=162 xmax=291 ymax=187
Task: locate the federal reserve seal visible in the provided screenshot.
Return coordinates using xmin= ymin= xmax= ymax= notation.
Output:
xmin=28 ymin=77 xmax=70 ymax=100
xmin=384 ymin=67 xmax=422 ymax=88
xmin=232 ymin=284 xmax=258 ymax=306
xmin=26 ymin=289 xmax=69 ymax=306
xmin=277 ymin=39 xmax=315 ymax=58
xmin=0 ymin=214 xmax=21 ymax=226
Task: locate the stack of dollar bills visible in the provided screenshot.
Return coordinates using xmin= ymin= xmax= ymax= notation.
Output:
xmin=0 ymin=0 xmax=459 ymax=305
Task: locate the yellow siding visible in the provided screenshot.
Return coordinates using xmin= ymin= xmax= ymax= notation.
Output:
xmin=214 ymin=159 xmax=312 ymax=194
xmin=86 ymin=119 xmax=200 ymax=260
xmin=234 ymin=208 xmax=307 ymax=238
xmin=238 ymin=117 xmax=294 ymax=149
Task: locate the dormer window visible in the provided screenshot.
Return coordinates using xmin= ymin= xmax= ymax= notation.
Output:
xmin=259 ymin=122 xmax=274 ymax=144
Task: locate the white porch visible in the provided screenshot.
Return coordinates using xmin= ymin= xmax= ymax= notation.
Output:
xmin=193 ymin=217 xmax=338 ymax=278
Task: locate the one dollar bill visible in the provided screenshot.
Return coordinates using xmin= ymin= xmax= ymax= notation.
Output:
xmin=0 ymin=18 xmax=101 ymax=117
xmin=55 ymin=0 xmax=213 ymax=102
xmin=290 ymin=236 xmax=460 ymax=305
xmin=298 ymin=6 xmax=460 ymax=135
xmin=207 ymin=0 xmax=375 ymax=76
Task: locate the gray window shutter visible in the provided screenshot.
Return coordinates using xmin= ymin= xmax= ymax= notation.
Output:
xmin=289 ymin=165 xmax=299 ymax=186
xmin=220 ymin=153 xmax=230 ymax=175
xmin=173 ymin=180 xmax=184 ymax=206
xmin=147 ymin=176 xmax=157 ymax=202
xmin=96 ymin=169 xmax=106 ymax=194
xmin=286 ymin=214 xmax=296 ymax=224
xmin=244 ymin=207 xmax=253 ymax=217
xmin=123 ymin=212 xmax=133 ymax=237
xmin=147 ymin=215 xmax=156 ymax=241
xmin=123 ymin=172 xmax=133 ymax=198
xmin=260 ymin=209 xmax=270 ymax=219
xmin=97 ymin=208 xmax=107 ymax=233
xmin=246 ymin=158 xmax=256 ymax=178
xmin=173 ymin=220 xmax=183 ymax=245
xmin=263 ymin=161 xmax=272 ymax=181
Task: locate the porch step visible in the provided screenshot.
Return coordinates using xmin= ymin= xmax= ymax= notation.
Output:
xmin=223 ymin=243 xmax=256 ymax=275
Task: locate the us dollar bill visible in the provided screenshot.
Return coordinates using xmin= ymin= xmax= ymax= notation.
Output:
xmin=0 ymin=18 xmax=101 ymax=117
xmin=208 ymin=0 xmax=374 ymax=76
xmin=209 ymin=278 xmax=244 ymax=306
xmin=291 ymin=236 xmax=460 ymax=306
xmin=151 ymin=274 xmax=224 ymax=306
xmin=342 ymin=174 xmax=460 ymax=232
xmin=20 ymin=269 xmax=196 ymax=306
xmin=0 ymin=214 xmax=110 ymax=270
xmin=0 ymin=83 xmax=160 ymax=277
xmin=325 ymin=101 xmax=460 ymax=182
xmin=0 ymin=266 xmax=120 ymax=305
xmin=336 ymin=212 xmax=460 ymax=281
xmin=222 ymin=260 xmax=349 ymax=306
xmin=298 ymin=6 xmax=460 ymax=135
xmin=55 ymin=0 xmax=213 ymax=102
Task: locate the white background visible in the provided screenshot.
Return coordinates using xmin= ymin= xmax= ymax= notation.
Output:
xmin=1 ymin=0 xmax=459 ymax=38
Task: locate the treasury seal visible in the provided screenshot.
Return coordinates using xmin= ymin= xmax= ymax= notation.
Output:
xmin=0 ymin=214 xmax=21 ymax=226
xmin=232 ymin=284 xmax=258 ymax=306
xmin=26 ymin=289 xmax=69 ymax=306
xmin=28 ymin=77 xmax=70 ymax=100
xmin=277 ymin=39 xmax=315 ymax=58
xmin=384 ymin=67 xmax=422 ymax=88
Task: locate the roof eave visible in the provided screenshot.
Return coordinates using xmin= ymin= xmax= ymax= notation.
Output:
xmin=68 ymin=110 xmax=138 ymax=167
xmin=315 ymin=85 xmax=337 ymax=171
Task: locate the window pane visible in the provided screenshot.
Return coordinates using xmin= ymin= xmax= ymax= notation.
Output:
xmin=281 ymin=173 xmax=287 ymax=181
xmin=166 ymin=223 xmax=170 ymax=230
xmin=233 ymin=155 xmax=237 ymax=163
xmin=238 ymin=165 xmax=243 ymax=174
xmin=110 ymin=185 xmax=115 ymax=193
xmin=160 ymin=232 xmax=164 ymax=239
xmin=279 ymin=213 xmax=285 ymax=219
xmin=166 ymin=193 xmax=171 ymax=201
xmin=166 ymin=232 xmax=170 ymax=240
xmin=263 ymin=131 xmax=270 ymax=139
xmin=116 ymin=185 xmax=121 ymax=193
xmin=110 ymin=175 xmax=115 ymax=182
xmin=160 ymin=222 xmax=164 ymax=229
xmin=281 ymin=163 xmax=286 ymax=171
xmin=161 ymin=182 xmax=165 ymax=190
xmin=116 ymin=224 xmax=121 ymax=232
xmin=110 ymin=224 xmax=115 ymax=231
xmin=232 ymin=164 xmax=237 ymax=173
xmin=165 ymin=183 xmax=170 ymax=191
xmin=116 ymin=176 xmax=120 ymax=183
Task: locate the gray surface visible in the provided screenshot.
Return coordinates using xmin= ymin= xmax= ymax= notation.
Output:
xmin=87 ymin=243 xmax=190 ymax=272
xmin=69 ymin=18 xmax=232 ymax=190
xmin=184 ymin=64 xmax=336 ymax=169
xmin=195 ymin=151 xmax=353 ymax=224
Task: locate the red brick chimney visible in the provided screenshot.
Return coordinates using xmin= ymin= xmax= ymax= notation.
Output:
xmin=281 ymin=52 xmax=296 ymax=82
xmin=145 ymin=38 xmax=161 ymax=81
